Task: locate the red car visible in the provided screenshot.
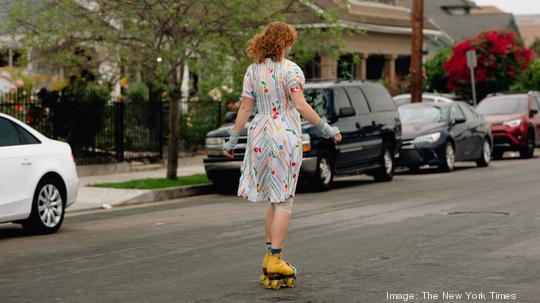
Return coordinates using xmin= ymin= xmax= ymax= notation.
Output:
xmin=476 ymin=92 xmax=540 ymax=159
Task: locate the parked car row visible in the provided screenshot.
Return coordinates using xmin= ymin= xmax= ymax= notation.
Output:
xmin=203 ymin=81 xmax=513 ymax=191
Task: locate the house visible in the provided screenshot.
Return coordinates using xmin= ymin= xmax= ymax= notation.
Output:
xmin=515 ymin=15 xmax=540 ymax=47
xmin=400 ymin=0 xmax=520 ymax=43
xmin=295 ymin=0 xmax=451 ymax=94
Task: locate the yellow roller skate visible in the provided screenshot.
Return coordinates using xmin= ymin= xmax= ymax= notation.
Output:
xmin=259 ymin=249 xmax=270 ymax=285
xmin=264 ymin=252 xmax=297 ymax=289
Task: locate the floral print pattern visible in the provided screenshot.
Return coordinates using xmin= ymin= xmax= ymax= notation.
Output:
xmin=238 ymin=58 xmax=305 ymax=203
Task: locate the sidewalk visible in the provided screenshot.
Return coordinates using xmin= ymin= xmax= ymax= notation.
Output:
xmin=69 ymin=155 xmax=207 ymax=212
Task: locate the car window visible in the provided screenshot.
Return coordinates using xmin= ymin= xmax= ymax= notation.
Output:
xmin=305 ymin=88 xmax=330 ymax=118
xmin=361 ymin=83 xmax=396 ymax=112
xmin=14 ymin=123 xmax=41 ymax=144
xmin=476 ymin=96 xmax=529 ymax=115
xmin=399 ymin=105 xmax=446 ymax=123
xmin=0 ymin=117 xmax=21 ymax=147
xmin=459 ymin=104 xmax=478 ymax=121
xmin=451 ymin=105 xmax=466 ymax=121
xmin=345 ymin=87 xmax=370 ymax=115
xmin=332 ymin=87 xmax=353 ymax=115
xmin=532 ymin=96 xmax=540 ymax=111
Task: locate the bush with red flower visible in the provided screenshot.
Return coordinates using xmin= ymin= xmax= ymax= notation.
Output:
xmin=443 ymin=30 xmax=533 ymax=101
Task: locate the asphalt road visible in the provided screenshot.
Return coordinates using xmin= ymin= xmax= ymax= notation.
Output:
xmin=2 ymin=156 xmax=540 ymax=303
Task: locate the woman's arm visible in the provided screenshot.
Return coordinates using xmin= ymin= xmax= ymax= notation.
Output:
xmin=232 ymin=97 xmax=254 ymax=133
xmin=223 ymin=97 xmax=254 ymax=159
xmin=290 ymin=89 xmax=342 ymax=143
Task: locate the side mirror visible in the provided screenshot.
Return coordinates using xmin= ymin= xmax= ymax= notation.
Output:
xmin=338 ymin=106 xmax=356 ymax=118
xmin=453 ymin=117 xmax=466 ymax=125
xmin=225 ymin=111 xmax=237 ymax=123
xmin=530 ymin=109 xmax=539 ymax=117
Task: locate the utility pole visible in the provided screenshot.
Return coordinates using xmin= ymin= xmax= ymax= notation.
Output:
xmin=410 ymin=0 xmax=424 ymax=103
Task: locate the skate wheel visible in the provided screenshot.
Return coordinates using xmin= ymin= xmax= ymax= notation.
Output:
xmin=286 ymin=278 xmax=295 ymax=288
xmin=263 ymin=278 xmax=271 ymax=289
xmin=259 ymin=274 xmax=267 ymax=284
xmin=271 ymin=279 xmax=281 ymax=290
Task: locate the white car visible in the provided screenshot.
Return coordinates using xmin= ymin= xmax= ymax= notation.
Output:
xmin=393 ymin=93 xmax=455 ymax=107
xmin=0 ymin=113 xmax=79 ymax=233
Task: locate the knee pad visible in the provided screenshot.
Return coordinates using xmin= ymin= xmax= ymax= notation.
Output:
xmin=275 ymin=196 xmax=294 ymax=215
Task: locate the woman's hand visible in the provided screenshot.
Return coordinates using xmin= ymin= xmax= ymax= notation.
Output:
xmin=334 ymin=132 xmax=342 ymax=144
xmin=224 ymin=149 xmax=234 ymax=160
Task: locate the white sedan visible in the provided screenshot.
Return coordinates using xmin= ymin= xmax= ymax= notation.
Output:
xmin=393 ymin=93 xmax=455 ymax=107
xmin=0 ymin=113 xmax=79 ymax=233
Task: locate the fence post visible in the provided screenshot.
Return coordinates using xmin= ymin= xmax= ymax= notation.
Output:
xmin=115 ymin=102 xmax=125 ymax=162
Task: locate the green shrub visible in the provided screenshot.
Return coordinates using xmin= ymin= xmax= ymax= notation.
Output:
xmin=126 ymin=82 xmax=150 ymax=102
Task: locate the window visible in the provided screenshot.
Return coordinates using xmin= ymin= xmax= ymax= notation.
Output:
xmin=451 ymin=105 xmax=466 ymax=121
xmin=361 ymin=83 xmax=396 ymax=112
xmin=0 ymin=118 xmax=21 ymax=147
xmin=15 ymin=124 xmax=40 ymax=144
xmin=476 ymin=96 xmax=529 ymax=115
xmin=345 ymin=87 xmax=370 ymax=115
xmin=459 ymin=104 xmax=478 ymax=121
xmin=532 ymin=96 xmax=540 ymax=111
xmin=305 ymin=88 xmax=330 ymax=118
xmin=332 ymin=88 xmax=353 ymax=116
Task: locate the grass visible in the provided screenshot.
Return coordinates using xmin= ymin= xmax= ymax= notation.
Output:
xmin=91 ymin=173 xmax=211 ymax=189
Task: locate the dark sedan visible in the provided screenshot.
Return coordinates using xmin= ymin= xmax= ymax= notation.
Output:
xmin=397 ymin=102 xmax=492 ymax=172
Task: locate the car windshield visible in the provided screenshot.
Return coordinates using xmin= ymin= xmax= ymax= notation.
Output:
xmin=476 ymin=97 xmax=529 ymax=115
xmin=399 ymin=105 xmax=447 ymax=124
xmin=304 ymin=88 xmax=329 ymax=117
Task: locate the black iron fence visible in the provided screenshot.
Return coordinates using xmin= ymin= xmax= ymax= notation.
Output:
xmin=0 ymin=91 xmax=224 ymax=165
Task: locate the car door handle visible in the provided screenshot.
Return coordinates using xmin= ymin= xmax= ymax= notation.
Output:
xmin=355 ymin=122 xmax=361 ymax=129
xmin=21 ymin=158 xmax=32 ymax=166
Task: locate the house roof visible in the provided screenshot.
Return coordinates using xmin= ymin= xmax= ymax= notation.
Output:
xmin=315 ymin=0 xmax=440 ymax=30
xmin=402 ymin=0 xmax=519 ymax=42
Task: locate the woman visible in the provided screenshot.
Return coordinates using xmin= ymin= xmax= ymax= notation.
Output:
xmin=223 ymin=22 xmax=342 ymax=289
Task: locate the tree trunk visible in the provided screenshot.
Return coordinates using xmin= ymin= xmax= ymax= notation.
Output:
xmin=166 ymin=90 xmax=180 ymax=179
xmin=166 ymin=61 xmax=185 ymax=179
xmin=410 ymin=0 xmax=424 ymax=103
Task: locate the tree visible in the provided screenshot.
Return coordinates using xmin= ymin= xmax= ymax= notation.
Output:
xmin=443 ymin=30 xmax=533 ymax=101
xmin=4 ymin=0 xmax=347 ymax=179
xmin=425 ymin=47 xmax=451 ymax=93
xmin=511 ymin=59 xmax=540 ymax=92
xmin=530 ymin=37 xmax=540 ymax=58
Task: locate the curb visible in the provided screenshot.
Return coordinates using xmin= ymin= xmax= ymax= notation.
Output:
xmin=118 ymin=184 xmax=215 ymax=207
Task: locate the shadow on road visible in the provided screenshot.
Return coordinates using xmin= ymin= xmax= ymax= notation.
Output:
xmin=395 ymin=164 xmax=477 ymax=175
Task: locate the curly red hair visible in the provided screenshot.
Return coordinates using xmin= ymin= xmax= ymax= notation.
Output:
xmin=246 ymin=22 xmax=298 ymax=63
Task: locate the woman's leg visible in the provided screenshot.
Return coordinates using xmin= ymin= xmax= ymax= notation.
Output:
xmin=265 ymin=203 xmax=275 ymax=243
xmin=270 ymin=197 xmax=294 ymax=249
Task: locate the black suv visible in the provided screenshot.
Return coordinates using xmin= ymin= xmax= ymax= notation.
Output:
xmin=204 ymin=80 xmax=402 ymax=190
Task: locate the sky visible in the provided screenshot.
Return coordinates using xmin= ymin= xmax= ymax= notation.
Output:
xmin=473 ymin=0 xmax=540 ymax=15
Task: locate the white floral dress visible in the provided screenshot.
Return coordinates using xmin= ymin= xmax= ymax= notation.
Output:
xmin=238 ymin=58 xmax=305 ymax=203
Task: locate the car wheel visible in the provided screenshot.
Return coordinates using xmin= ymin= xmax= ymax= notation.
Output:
xmin=311 ymin=150 xmax=334 ymax=191
xmin=373 ymin=143 xmax=394 ymax=182
xmin=475 ymin=138 xmax=491 ymax=167
xmin=22 ymin=177 xmax=65 ymax=234
xmin=519 ymin=130 xmax=535 ymax=159
xmin=438 ymin=141 xmax=455 ymax=172
xmin=211 ymin=177 xmax=238 ymax=194
xmin=492 ymin=150 xmax=504 ymax=160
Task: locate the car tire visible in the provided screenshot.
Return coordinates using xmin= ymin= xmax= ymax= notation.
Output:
xmin=519 ymin=130 xmax=535 ymax=159
xmin=438 ymin=141 xmax=455 ymax=172
xmin=475 ymin=138 xmax=491 ymax=167
xmin=22 ymin=177 xmax=66 ymax=234
xmin=373 ymin=143 xmax=394 ymax=182
xmin=211 ymin=178 xmax=238 ymax=194
xmin=310 ymin=150 xmax=334 ymax=191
